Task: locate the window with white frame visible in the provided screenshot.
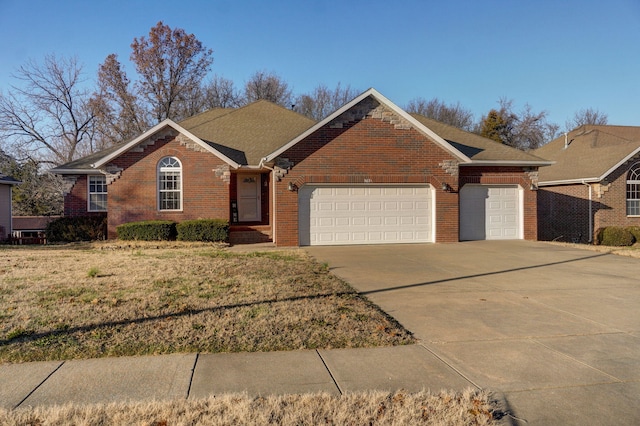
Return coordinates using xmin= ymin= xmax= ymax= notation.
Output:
xmin=88 ymin=175 xmax=107 ymax=212
xmin=158 ymin=156 xmax=182 ymax=211
xmin=627 ymin=162 xmax=640 ymax=216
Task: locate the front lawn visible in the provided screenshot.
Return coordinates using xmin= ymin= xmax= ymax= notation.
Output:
xmin=0 ymin=242 xmax=413 ymax=363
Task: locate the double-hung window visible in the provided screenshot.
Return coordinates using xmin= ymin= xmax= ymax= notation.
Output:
xmin=88 ymin=175 xmax=107 ymax=212
xmin=158 ymin=156 xmax=182 ymax=211
xmin=627 ymin=163 xmax=640 ymax=216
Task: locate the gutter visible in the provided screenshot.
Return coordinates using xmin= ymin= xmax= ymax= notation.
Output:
xmin=261 ymin=164 xmax=277 ymax=245
xmin=582 ymin=180 xmax=593 ymax=243
xmin=462 ymin=160 xmax=554 ymax=167
xmin=48 ymin=168 xmax=104 ymax=175
xmin=538 ymin=177 xmax=600 ymax=186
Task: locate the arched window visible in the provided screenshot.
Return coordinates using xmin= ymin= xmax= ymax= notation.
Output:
xmin=158 ymin=156 xmax=182 ymax=211
xmin=627 ymin=162 xmax=640 ymax=216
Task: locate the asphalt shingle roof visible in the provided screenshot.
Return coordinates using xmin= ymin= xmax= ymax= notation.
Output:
xmin=410 ymin=114 xmax=550 ymax=163
xmin=534 ymin=125 xmax=640 ymax=183
xmin=179 ymin=101 xmax=316 ymax=165
xmin=53 ymin=101 xmax=316 ymax=172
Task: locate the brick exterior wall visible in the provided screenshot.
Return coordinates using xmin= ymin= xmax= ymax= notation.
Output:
xmin=538 ymin=160 xmax=640 ymax=243
xmin=105 ymin=135 xmax=231 ymax=238
xmin=272 ymin=98 xmax=459 ymax=246
xmin=459 ymin=166 xmax=539 ymax=240
xmin=64 ymin=135 xmax=232 ymax=239
xmin=63 ymin=175 xmax=111 ymax=218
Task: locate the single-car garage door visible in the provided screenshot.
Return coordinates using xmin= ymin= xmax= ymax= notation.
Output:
xmin=299 ymin=185 xmax=433 ymax=246
xmin=459 ymin=185 xmax=522 ymax=240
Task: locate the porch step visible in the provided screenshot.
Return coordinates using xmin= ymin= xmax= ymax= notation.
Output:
xmin=229 ymin=225 xmax=272 ymax=245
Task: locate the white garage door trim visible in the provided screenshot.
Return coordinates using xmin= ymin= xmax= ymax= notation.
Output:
xmin=299 ymin=184 xmax=434 ymax=246
xmin=459 ymin=184 xmax=523 ymax=241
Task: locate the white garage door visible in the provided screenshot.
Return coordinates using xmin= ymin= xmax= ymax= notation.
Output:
xmin=299 ymin=185 xmax=433 ymax=246
xmin=460 ymin=185 xmax=522 ymax=240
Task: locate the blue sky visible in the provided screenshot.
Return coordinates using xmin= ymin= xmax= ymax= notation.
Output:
xmin=0 ymin=0 xmax=638 ymax=129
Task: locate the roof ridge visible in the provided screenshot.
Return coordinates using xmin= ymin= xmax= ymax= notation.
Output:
xmin=178 ymin=106 xmax=235 ymax=122
xmin=409 ymin=113 xmax=492 ymax=140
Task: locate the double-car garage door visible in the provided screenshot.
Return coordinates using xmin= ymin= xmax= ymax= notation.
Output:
xmin=297 ymin=184 xmax=522 ymax=245
xmin=299 ymin=185 xmax=433 ymax=246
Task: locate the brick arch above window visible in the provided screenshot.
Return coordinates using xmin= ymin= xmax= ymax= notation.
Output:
xmin=158 ymin=156 xmax=182 ymax=211
xmin=626 ymin=162 xmax=640 ymax=216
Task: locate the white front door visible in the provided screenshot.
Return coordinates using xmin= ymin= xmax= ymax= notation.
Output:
xmin=237 ymin=174 xmax=261 ymax=222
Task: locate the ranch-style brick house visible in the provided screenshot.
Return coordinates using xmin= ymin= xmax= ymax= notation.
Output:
xmin=535 ymin=125 xmax=640 ymax=243
xmin=51 ymin=88 xmax=551 ymax=246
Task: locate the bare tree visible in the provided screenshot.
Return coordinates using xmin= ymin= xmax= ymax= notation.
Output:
xmin=94 ymin=22 xmax=214 ymax=143
xmin=477 ymin=99 xmax=559 ymax=150
xmin=405 ymin=97 xmax=474 ymax=131
xmin=203 ymin=75 xmax=242 ymax=109
xmin=92 ymin=53 xmax=148 ymax=144
xmin=0 ymin=55 xmax=95 ymax=165
xmin=566 ymin=108 xmax=608 ymax=130
xmin=243 ymin=71 xmax=292 ymax=106
xmin=294 ymin=83 xmax=359 ymax=120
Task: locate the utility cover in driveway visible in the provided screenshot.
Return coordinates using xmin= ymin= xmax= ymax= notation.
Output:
xmin=460 ymin=185 xmax=521 ymax=240
xmin=299 ymin=185 xmax=433 ymax=246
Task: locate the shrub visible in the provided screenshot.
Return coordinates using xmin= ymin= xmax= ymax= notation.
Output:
xmin=177 ymin=219 xmax=229 ymax=242
xmin=46 ymin=215 xmax=107 ymax=242
xmin=626 ymin=226 xmax=640 ymax=243
xmin=599 ymin=226 xmax=635 ymax=247
xmin=116 ymin=220 xmax=177 ymax=241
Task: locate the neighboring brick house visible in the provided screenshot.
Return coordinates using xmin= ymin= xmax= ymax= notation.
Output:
xmin=0 ymin=174 xmax=20 ymax=240
xmin=534 ymin=125 xmax=640 ymax=243
xmin=51 ymin=88 xmax=550 ymax=246
xmin=11 ymin=216 xmax=60 ymax=238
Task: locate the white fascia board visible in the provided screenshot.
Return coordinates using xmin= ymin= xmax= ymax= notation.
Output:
xmin=91 ymin=120 xmax=173 ymax=168
xmin=0 ymin=178 xmax=21 ymax=185
xmin=261 ymin=88 xmax=471 ymax=165
xmin=538 ymin=177 xmax=600 ymax=186
xmin=463 ymin=160 xmax=555 ymax=167
xmin=92 ymin=120 xmax=241 ymax=169
xmin=49 ymin=168 xmax=104 ymax=175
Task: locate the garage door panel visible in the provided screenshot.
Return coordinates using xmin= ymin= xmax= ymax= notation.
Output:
xmin=460 ymin=185 xmax=521 ymax=241
xmin=300 ymin=185 xmax=432 ymax=246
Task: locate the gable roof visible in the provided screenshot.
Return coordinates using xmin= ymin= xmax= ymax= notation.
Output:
xmin=410 ymin=115 xmax=551 ymax=165
xmin=263 ymin=88 xmax=471 ymax=164
xmin=262 ymin=88 xmax=550 ymax=167
xmin=51 ymin=101 xmax=316 ymax=174
xmin=534 ymin=125 xmax=640 ymax=185
xmin=179 ymin=100 xmax=315 ymax=165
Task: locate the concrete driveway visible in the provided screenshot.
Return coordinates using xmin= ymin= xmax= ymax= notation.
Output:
xmin=306 ymin=240 xmax=640 ymax=425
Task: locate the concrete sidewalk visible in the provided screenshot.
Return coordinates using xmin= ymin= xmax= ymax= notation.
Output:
xmin=0 ymin=344 xmax=474 ymax=410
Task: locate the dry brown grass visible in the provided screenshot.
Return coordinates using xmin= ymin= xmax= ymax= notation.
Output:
xmin=0 ymin=389 xmax=497 ymax=425
xmin=0 ymin=242 xmax=413 ymax=363
xmin=544 ymin=241 xmax=640 ymax=259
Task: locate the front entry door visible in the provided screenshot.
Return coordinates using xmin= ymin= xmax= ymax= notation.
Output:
xmin=237 ymin=174 xmax=261 ymax=222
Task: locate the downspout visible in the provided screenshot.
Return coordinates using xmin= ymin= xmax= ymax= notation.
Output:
xmin=262 ymin=164 xmax=277 ymax=245
xmin=581 ymin=181 xmax=593 ymax=243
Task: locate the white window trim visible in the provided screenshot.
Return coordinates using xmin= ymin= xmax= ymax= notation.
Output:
xmin=626 ymin=162 xmax=640 ymax=217
xmin=87 ymin=175 xmax=108 ymax=212
xmin=157 ymin=156 xmax=183 ymax=211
